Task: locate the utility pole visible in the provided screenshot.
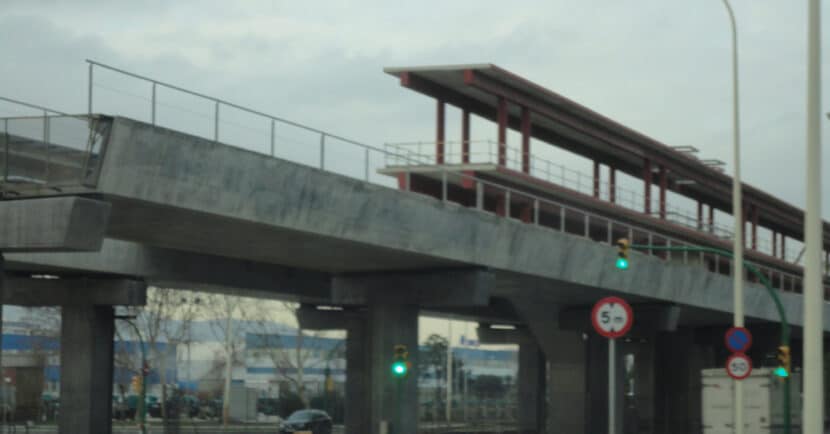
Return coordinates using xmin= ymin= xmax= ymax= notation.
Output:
xmin=803 ymin=0 xmax=823 ymax=432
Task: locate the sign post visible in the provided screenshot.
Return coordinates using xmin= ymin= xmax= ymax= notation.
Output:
xmin=591 ymin=296 xmax=634 ymax=434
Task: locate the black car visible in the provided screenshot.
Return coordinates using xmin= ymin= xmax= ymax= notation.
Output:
xmin=279 ymin=409 xmax=332 ymax=434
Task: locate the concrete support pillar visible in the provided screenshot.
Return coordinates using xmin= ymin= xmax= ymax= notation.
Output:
xmin=518 ymin=337 xmax=546 ymax=434
xmin=345 ymin=315 xmax=370 ymax=434
xmin=59 ymin=304 xmax=115 ymax=434
xmin=585 ymin=335 xmax=624 ymax=434
xmin=652 ymin=329 xmax=710 ymax=434
xmin=547 ymin=332 xmax=586 ymax=434
xmin=461 ymin=109 xmax=470 ymax=164
xmin=436 ymin=100 xmax=445 ymax=164
xmin=368 ymin=303 xmax=419 ymax=434
xmin=497 ymin=97 xmax=507 ymax=167
xmin=521 ymin=107 xmax=531 ymax=173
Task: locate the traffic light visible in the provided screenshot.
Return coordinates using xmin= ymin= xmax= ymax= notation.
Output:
xmin=616 ymin=238 xmax=630 ymax=270
xmin=391 ymin=345 xmax=410 ymax=378
xmin=775 ymin=345 xmax=791 ymax=378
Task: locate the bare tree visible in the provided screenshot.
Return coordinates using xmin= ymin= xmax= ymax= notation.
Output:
xmin=250 ymin=302 xmax=330 ymax=408
xmin=202 ymin=293 xmax=245 ymax=426
xmin=118 ymin=288 xmax=202 ymax=427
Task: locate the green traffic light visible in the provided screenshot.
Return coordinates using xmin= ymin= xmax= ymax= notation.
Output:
xmin=615 ymin=257 xmax=629 ymax=270
xmin=774 ymin=366 xmax=789 ymax=378
xmin=391 ymin=361 xmax=407 ymax=376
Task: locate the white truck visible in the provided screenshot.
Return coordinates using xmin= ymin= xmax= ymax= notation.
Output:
xmin=702 ymin=368 xmax=801 ymax=434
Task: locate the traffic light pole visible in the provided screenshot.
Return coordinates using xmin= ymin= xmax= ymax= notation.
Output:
xmin=628 ymin=244 xmax=791 ymax=434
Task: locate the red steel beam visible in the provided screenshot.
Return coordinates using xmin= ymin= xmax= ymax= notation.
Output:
xmin=462 ymin=109 xmax=471 ymax=163
xmin=497 ymin=97 xmax=507 ymax=166
xmin=521 ymin=107 xmax=531 ymax=173
xmin=593 ymin=161 xmax=601 ymax=199
xmin=609 ymin=167 xmax=616 ymax=203
xmin=436 ymin=100 xmax=446 ymax=164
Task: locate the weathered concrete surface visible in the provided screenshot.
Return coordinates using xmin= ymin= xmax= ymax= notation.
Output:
xmin=6 ymin=239 xmax=331 ymax=303
xmin=0 ymin=196 xmax=109 ymax=252
xmin=3 ymin=116 xmax=827 ymax=330
xmin=59 ymin=304 xmax=114 ymax=434
xmin=2 ymin=276 xmax=145 ymax=306
xmin=332 ymin=269 xmax=493 ymax=306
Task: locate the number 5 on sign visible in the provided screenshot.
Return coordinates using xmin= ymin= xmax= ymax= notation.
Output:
xmin=591 ymin=297 xmax=634 ymax=339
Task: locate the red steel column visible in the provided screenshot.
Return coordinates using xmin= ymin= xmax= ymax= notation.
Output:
xmin=643 ymin=159 xmax=652 ymax=214
xmin=593 ymin=161 xmax=601 ymax=198
xmin=609 ymin=167 xmax=616 ymax=203
xmin=751 ymin=205 xmax=759 ymax=250
xmin=520 ymin=107 xmax=531 ymax=173
xmin=659 ymin=165 xmax=667 ymax=219
xmin=497 ymin=97 xmax=507 ymax=167
xmin=461 ymin=109 xmax=470 ymax=164
xmin=436 ymin=100 xmax=445 ymax=164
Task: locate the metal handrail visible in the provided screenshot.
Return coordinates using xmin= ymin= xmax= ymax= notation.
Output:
xmin=81 ymin=61 xmax=824 ymax=295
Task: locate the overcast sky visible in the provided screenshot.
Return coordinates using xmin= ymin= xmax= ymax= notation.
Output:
xmin=1 ymin=1 xmax=828 ymax=342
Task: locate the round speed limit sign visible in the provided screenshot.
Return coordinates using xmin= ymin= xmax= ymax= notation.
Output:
xmin=726 ymin=353 xmax=753 ymax=380
xmin=591 ymin=296 xmax=634 ymax=339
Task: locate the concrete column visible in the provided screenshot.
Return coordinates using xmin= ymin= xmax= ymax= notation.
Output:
xmin=652 ymin=329 xmax=710 ymax=434
xmin=547 ymin=332 xmax=586 ymax=434
xmin=368 ymin=302 xmax=419 ymax=434
xmin=59 ymin=304 xmax=115 ymax=434
xmin=345 ymin=314 xmax=370 ymax=434
xmin=585 ymin=335 xmax=624 ymax=434
xmin=518 ymin=337 xmax=545 ymax=434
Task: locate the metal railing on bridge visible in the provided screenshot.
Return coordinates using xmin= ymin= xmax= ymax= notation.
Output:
xmin=8 ymin=60 xmax=819 ymax=297
xmin=0 ymin=97 xmax=108 ymax=196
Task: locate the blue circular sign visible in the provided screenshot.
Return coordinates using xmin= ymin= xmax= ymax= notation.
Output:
xmin=725 ymin=327 xmax=752 ymax=353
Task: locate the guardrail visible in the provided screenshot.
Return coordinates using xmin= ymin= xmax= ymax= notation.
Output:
xmin=383 ymin=140 xmax=804 ymax=262
xmin=0 ymin=97 xmax=108 ymax=194
xmin=80 ymin=60 xmax=827 ymax=296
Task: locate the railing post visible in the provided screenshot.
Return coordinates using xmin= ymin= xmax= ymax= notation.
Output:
xmin=607 ymin=221 xmax=613 ymax=244
xmin=533 ymin=199 xmax=539 ymax=226
xmin=87 ymin=62 xmax=93 ymax=117
xmin=584 ymin=214 xmax=590 ymax=238
xmin=319 ymin=133 xmax=326 ymax=169
xmin=213 ymin=101 xmax=220 ymax=142
xmin=364 ymin=148 xmax=370 ymax=182
xmin=442 ymin=172 xmax=448 ymax=202
xmin=270 ymin=120 xmax=275 ymax=157
xmin=151 ymin=82 xmax=157 ymax=126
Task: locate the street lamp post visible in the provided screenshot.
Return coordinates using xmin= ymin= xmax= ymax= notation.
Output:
xmin=803 ymin=0 xmax=823 ymax=432
xmin=720 ymin=2 xmax=744 ymax=433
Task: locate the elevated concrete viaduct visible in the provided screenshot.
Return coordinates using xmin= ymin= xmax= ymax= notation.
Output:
xmin=1 ymin=116 xmax=827 ymax=434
